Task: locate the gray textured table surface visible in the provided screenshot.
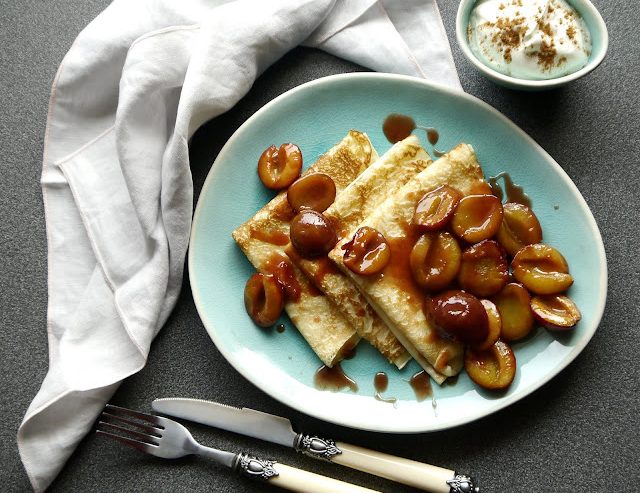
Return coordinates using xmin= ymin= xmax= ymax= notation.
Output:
xmin=1 ymin=1 xmax=639 ymax=492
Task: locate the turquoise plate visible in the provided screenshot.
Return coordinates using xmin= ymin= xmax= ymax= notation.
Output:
xmin=189 ymin=73 xmax=607 ymax=432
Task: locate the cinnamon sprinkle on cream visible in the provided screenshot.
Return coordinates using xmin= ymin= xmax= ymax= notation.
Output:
xmin=467 ymin=0 xmax=591 ymax=79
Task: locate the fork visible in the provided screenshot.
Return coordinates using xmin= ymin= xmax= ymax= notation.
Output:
xmin=97 ymin=405 xmax=379 ymax=493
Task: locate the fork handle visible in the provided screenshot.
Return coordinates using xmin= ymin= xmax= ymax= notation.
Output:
xmin=270 ymin=463 xmax=381 ymax=493
xmin=234 ymin=454 xmax=379 ymax=493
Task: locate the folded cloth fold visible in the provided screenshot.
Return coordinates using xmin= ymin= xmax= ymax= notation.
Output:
xmin=17 ymin=0 xmax=461 ymax=490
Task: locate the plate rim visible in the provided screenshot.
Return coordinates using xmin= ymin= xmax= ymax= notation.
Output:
xmin=189 ymin=72 xmax=608 ymax=433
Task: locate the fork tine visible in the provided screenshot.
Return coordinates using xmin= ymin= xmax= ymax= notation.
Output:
xmin=96 ymin=429 xmax=156 ymax=454
xmin=100 ymin=412 xmax=163 ymax=437
xmin=105 ymin=404 xmax=165 ymax=427
xmin=97 ymin=421 xmax=160 ymax=445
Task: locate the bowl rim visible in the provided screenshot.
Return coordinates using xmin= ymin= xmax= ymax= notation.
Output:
xmin=455 ymin=0 xmax=609 ymax=89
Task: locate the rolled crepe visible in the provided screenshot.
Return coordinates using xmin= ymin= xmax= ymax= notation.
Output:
xmin=287 ymin=135 xmax=431 ymax=369
xmin=233 ymin=131 xmax=377 ymax=367
xmin=329 ymin=143 xmax=489 ymax=382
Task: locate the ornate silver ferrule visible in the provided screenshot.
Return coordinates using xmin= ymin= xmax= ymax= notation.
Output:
xmin=294 ymin=434 xmax=342 ymax=461
xmin=234 ymin=453 xmax=279 ymax=481
xmin=447 ymin=473 xmax=480 ymax=493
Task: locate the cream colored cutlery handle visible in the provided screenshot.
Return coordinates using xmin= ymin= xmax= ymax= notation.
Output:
xmin=332 ymin=441 xmax=454 ymax=493
xmin=269 ymin=463 xmax=380 ymax=493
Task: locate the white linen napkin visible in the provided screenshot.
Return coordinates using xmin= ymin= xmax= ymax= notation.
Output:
xmin=17 ymin=0 xmax=460 ymax=490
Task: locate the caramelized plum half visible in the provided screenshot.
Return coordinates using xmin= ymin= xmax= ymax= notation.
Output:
xmin=492 ymin=282 xmax=535 ymax=341
xmin=496 ymin=203 xmax=543 ymax=257
xmin=424 ymin=290 xmax=489 ymax=346
xmin=512 ymin=244 xmax=573 ymax=295
xmin=457 ymin=240 xmax=509 ymax=297
xmin=287 ymin=173 xmax=336 ymax=213
xmin=290 ymin=211 xmax=337 ymax=258
xmin=476 ymin=299 xmax=502 ymax=350
xmin=343 ymin=226 xmax=391 ymax=276
xmin=531 ymin=295 xmax=581 ymax=330
xmin=244 ymin=273 xmax=284 ymax=327
xmin=412 ymin=185 xmax=462 ymax=231
xmin=257 ymin=143 xmax=302 ymax=190
xmin=465 ymin=340 xmax=516 ymax=390
xmin=451 ymin=194 xmax=503 ymax=243
xmin=410 ymin=232 xmax=461 ymax=292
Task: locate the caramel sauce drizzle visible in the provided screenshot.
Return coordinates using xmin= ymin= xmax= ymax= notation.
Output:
xmin=409 ymin=370 xmax=433 ymax=402
xmin=383 ymin=114 xmax=416 ymax=143
xmin=426 ymin=127 xmax=439 ymax=146
xmin=382 ymin=114 xmax=442 ymax=154
xmin=263 ymin=253 xmax=301 ymax=302
xmin=373 ymin=371 xmax=397 ymax=405
xmin=374 ymin=372 xmax=389 ymax=392
xmin=380 ymin=232 xmax=424 ymax=306
xmin=271 ymin=200 xmax=296 ymax=222
xmin=488 ymin=172 xmax=532 ymax=207
xmin=314 ymin=363 xmax=358 ymax=392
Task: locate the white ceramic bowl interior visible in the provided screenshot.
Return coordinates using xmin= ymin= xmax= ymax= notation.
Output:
xmin=456 ymin=0 xmax=608 ymax=90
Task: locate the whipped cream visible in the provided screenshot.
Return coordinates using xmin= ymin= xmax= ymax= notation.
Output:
xmin=467 ymin=0 xmax=591 ymax=80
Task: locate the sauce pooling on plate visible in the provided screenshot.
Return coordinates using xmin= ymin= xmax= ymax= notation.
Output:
xmin=373 ymin=372 xmax=397 ymax=404
xmin=382 ymin=114 xmax=441 ymax=149
xmin=374 ymin=372 xmax=388 ymax=392
xmin=409 ymin=370 xmax=433 ymax=401
xmin=383 ymin=114 xmax=416 ymax=143
xmin=489 ymin=172 xmax=532 ymax=208
xmin=314 ymin=363 xmax=358 ymax=392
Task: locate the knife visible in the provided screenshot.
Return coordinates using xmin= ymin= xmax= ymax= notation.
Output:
xmin=152 ymin=398 xmax=479 ymax=493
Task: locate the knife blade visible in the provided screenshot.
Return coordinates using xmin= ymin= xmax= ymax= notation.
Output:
xmin=152 ymin=397 xmax=298 ymax=448
xmin=152 ymin=397 xmax=479 ymax=493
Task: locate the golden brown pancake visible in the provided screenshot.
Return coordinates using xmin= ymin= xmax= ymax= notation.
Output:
xmin=287 ymin=135 xmax=431 ymax=368
xmin=233 ymin=131 xmax=377 ymax=367
xmin=329 ymin=143 xmax=488 ymax=382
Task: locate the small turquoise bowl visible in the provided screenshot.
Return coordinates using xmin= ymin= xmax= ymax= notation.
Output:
xmin=456 ymin=0 xmax=608 ymax=90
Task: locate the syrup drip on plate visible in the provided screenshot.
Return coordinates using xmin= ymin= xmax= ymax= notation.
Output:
xmin=488 ymin=172 xmax=532 ymax=207
xmin=409 ymin=370 xmax=433 ymax=402
xmin=425 ymin=127 xmax=439 ymax=146
xmin=383 ymin=114 xmax=416 ymax=143
xmin=382 ymin=114 xmax=442 ymax=156
xmin=314 ymin=363 xmax=358 ymax=392
xmin=373 ymin=372 xmax=397 ymax=405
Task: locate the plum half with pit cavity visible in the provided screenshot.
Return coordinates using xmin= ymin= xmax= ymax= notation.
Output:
xmin=244 ymin=273 xmax=284 ymax=327
xmin=496 ymin=203 xmax=542 ymax=257
xmin=343 ymin=226 xmax=391 ymax=276
xmin=531 ymin=295 xmax=581 ymax=330
xmin=257 ymin=143 xmax=302 ymax=190
xmin=491 ymin=282 xmax=535 ymax=341
xmin=465 ymin=340 xmax=516 ymax=390
xmin=457 ymin=240 xmax=509 ymax=297
xmin=451 ymin=194 xmax=503 ymax=243
xmin=287 ymin=173 xmax=336 ymax=213
xmin=412 ymin=185 xmax=461 ymax=232
xmin=410 ymin=232 xmax=461 ymax=292
xmin=512 ymin=243 xmax=573 ymax=295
